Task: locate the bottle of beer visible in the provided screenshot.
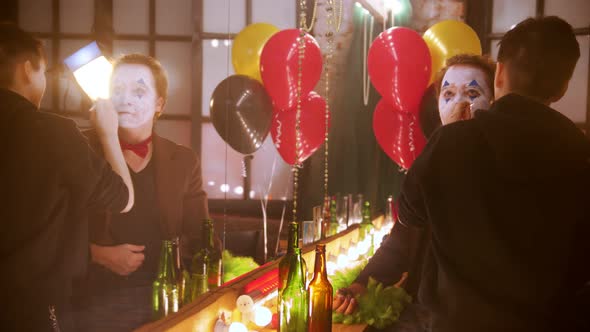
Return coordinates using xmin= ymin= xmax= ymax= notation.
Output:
xmin=279 ymin=221 xmax=299 ymax=304
xmin=280 ymin=247 xmax=308 ymax=332
xmin=192 ymin=219 xmax=222 ymax=292
xmin=171 ymin=237 xmax=189 ymax=306
xmin=360 ymin=201 xmax=374 ymax=256
xmin=152 ymin=240 xmax=179 ymax=319
xmin=189 ymin=248 xmax=208 ymax=301
xmin=205 ymin=219 xmax=222 ymax=289
xmin=307 ymin=244 xmax=333 ymax=332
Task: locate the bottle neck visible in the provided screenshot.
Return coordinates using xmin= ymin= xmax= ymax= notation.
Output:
xmin=158 ymin=240 xmax=175 ymax=279
xmin=286 ymin=222 xmax=299 ymax=254
xmin=362 ymin=202 xmax=371 ymax=224
xmin=285 ymin=248 xmax=304 ymax=287
xmin=203 ymin=220 xmax=215 ymax=250
xmin=313 ymin=246 xmax=328 ymax=281
xmin=171 ymin=237 xmax=182 ymax=270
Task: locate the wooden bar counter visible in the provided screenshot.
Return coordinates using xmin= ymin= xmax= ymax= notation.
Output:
xmin=136 ymin=222 xmax=375 ymax=332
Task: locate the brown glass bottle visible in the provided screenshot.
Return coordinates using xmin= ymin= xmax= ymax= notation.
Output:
xmin=307 ymin=244 xmax=333 ymax=331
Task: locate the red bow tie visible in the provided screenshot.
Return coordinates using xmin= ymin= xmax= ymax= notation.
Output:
xmin=120 ymin=136 xmax=152 ymax=159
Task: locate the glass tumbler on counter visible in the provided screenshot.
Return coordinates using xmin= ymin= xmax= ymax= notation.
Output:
xmin=302 ymin=220 xmax=315 ymax=246
xmin=312 ymin=205 xmax=323 ymax=241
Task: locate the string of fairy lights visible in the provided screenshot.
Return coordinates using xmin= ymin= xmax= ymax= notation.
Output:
xmin=292 ymin=0 xmax=342 ymax=224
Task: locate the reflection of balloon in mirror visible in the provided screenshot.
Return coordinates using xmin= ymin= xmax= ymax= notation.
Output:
xmin=373 ymin=99 xmax=426 ymax=170
xmin=271 ymin=92 xmax=329 ymax=165
xmin=368 ymin=27 xmax=431 ymax=114
xmin=423 ymin=20 xmax=482 ymax=83
xmin=260 ymin=29 xmax=323 ymax=110
xmin=232 ymin=23 xmax=280 ymax=82
xmin=210 ymin=75 xmax=273 ymax=155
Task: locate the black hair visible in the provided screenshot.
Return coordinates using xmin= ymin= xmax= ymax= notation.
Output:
xmin=0 ymin=22 xmax=44 ymax=88
xmin=497 ymin=16 xmax=579 ymax=102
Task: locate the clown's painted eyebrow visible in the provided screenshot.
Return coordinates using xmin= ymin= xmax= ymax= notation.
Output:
xmin=442 ymin=80 xmax=452 ymax=103
xmin=137 ymin=78 xmax=147 ymax=86
xmin=467 ymin=80 xmax=480 ymax=88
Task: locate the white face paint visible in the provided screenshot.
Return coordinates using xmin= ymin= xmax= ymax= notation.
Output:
xmin=438 ymin=65 xmax=493 ymax=124
xmin=110 ymin=64 xmax=159 ymax=129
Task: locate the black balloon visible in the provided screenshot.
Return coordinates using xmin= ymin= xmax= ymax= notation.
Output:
xmin=210 ymin=75 xmax=273 ymax=155
xmin=418 ymin=84 xmax=442 ymax=139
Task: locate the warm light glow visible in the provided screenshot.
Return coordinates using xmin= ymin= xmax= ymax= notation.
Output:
xmin=348 ymin=245 xmax=360 ymax=261
xmin=228 ymin=322 xmax=247 ymax=332
xmin=233 ymin=186 xmax=244 ymax=195
xmin=220 ymin=184 xmax=230 ymax=193
xmin=71 ymin=56 xmax=113 ymax=100
xmin=337 ymin=254 xmax=349 ymax=269
xmin=384 ymin=0 xmax=403 ymax=14
xmin=211 ymin=39 xmax=219 ymax=48
xmin=326 ymin=261 xmax=337 ymax=276
xmin=254 ymin=306 xmax=272 ymax=327
xmin=208 ymin=181 xmax=215 ymax=186
xmin=357 ymin=238 xmax=370 ymax=255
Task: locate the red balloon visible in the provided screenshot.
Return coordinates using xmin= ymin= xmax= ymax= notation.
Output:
xmin=271 ymin=92 xmax=330 ymax=165
xmin=373 ymin=99 xmax=427 ymax=169
xmin=260 ymin=29 xmax=323 ymax=110
xmin=368 ymin=27 xmax=431 ymax=114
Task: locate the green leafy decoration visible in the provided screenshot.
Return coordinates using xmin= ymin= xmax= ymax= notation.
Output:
xmin=222 ymin=250 xmax=260 ymax=283
xmin=332 ymin=271 xmax=412 ymax=329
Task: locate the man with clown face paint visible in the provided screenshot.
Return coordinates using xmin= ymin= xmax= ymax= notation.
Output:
xmin=334 ymin=55 xmax=497 ymax=318
xmin=74 ymin=54 xmax=209 ymax=331
xmin=435 ymin=54 xmax=496 ymax=125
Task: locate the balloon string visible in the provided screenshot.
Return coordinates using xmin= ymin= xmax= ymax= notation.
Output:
xmin=274 ymin=118 xmax=283 ymax=148
xmin=407 ymin=114 xmax=417 ymax=172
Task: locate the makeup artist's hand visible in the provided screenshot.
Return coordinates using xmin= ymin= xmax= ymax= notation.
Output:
xmin=440 ymin=101 xmax=472 ymax=125
xmin=333 ymin=283 xmax=365 ymax=314
xmin=90 ymin=98 xmax=119 ymax=138
xmin=332 ymin=272 xmax=409 ymax=314
xmin=90 ymin=243 xmax=145 ymax=276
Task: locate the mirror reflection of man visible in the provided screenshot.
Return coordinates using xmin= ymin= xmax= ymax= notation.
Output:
xmin=337 ymin=16 xmax=590 ymax=332
xmin=73 ymin=54 xmax=209 ymax=331
xmin=0 ymin=23 xmax=134 ymax=331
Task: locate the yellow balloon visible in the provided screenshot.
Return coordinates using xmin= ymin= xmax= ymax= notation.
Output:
xmin=232 ymin=23 xmax=280 ymax=82
xmin=423 ymin=20 xmax=482 ymax=83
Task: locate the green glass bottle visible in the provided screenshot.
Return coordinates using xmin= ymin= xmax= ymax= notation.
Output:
xmin=152 ymin=240 xmax=179 ymax=320
xmin=189 ymin=248 xmax=209 ymax=301
xmin=279 ymin=222 xmax=298 ymax=304
xmin=171 ymin=237 xmax=190 ymax=306
xmin=204 ymin=219 xmax=222 ymax=289
xmin=360 ymin=201 xmax=374 ymax=256
xmin=280 ymin=247 xmax=308 ymax=332
xmin=308 ymin=244 xmax=333 ymax=332
xmin=191 ymin=219 xmax=221 ymax=293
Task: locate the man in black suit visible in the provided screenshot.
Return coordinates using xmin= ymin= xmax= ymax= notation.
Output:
xmin=0 ymin=23 xmax=134 ymax=331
